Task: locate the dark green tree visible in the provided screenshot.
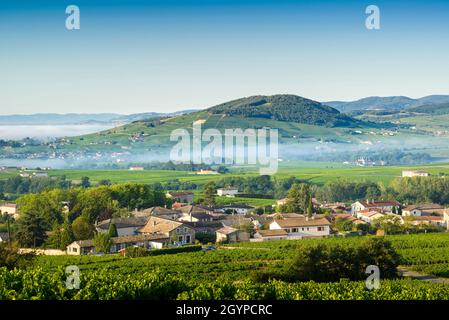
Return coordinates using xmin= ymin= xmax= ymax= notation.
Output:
xmin=203 ymin=181 xmax=216 ymax=206
xmin=16 ymin=213 xmax=48 ymax=247
xmin=108 ymin=223 xmax=118 ymax=238
xmin=81 ymin=176 xmax=91 ymax=189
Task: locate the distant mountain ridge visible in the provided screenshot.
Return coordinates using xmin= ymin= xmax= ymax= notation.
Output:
xmin=325 ymin=95 xmax=449 ymax=113
xmin=0 ymin=110 xmax=198 ymax=125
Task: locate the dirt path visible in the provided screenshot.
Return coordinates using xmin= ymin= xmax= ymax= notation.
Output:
xmin=398 ymin=266 xmax=449 ymax=284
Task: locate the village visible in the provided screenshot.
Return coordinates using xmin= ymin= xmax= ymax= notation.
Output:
xmin=2 ymin=169 xmax=447 ymax=256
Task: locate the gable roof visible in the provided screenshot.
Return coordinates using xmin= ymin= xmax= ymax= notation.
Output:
xmin=138 ymin=216 xmax=188 ymax=234
xmin=256 ymin=229 xmax=288 ymax=237
xmin=177 ymin=205 xmax=208 ymax=214
xmin=273 ymin=217 xmax=331 ymax=228
xmin=359 ymin=200 xmax=401 ymax=208
xmin=97 ymin=217 xmax=149 ymax=230
xmin=216 ymin=226 xmax=238 ymax=235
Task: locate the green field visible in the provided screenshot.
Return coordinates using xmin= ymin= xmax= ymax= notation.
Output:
xmin=4 ymin=161 xmax=449 ymax=186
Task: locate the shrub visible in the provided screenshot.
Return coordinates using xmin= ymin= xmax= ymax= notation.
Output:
xmin=147 ymin=245 xmax=202 ymax=256
xmin=124 ymin=247 xmax=148 ymax=258
xmin=289 ymin=238 xmax=399 ymax=282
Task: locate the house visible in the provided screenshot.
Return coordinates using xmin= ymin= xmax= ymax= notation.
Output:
xmin=215 ymin=204 xmax=255 ymax=215
xmin=216 ymin=226 xmax=250 ymax=243
xmin=351 ymin=200 xmax=401 ymax=214
xmin=138 ymin=216 xmax=195 ymax=245
xmin=32 ymin=172 xmax=49 ymax=178
xmin=217 ymin=187 xmax=239 ymax=197
xmin=197 ymin=169 xmax=219 ymax=175
xmin=0 ymin=203 xmax=17 ymax=217
xmin=408 ymin=216 xmax=446 ymax=228
xmin=0 ymin=232 xmax=10 ymax=243
xmin=402 ymin=170 xmax=429 ymax=178
xmin=96 ymin=217 xmax=149 ymax=236
xmin=269 ymin=216 xmax=331 ymax=238
xmin=66 ymin=234 xmax=169 ymax=255
xmin=356 ymin=209 xmax=386 ymax=223
xmin=253 ymin=229 xmax=288 ymax=241
xmin=402 ymin=204 xmax=445 ymax=217
xmin=276 ymin=198 xmax=288 ymax=207
xmin=166 ymin=191 xmax=194 ymax=204
xmin=137 ymin=206 xmax=180 ymax=220
xmin=129 ymin=166 xmax=144 ymax=171
xmin=178 ymin=212 xmax=214 ymax=223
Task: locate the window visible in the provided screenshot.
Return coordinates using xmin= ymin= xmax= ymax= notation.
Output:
xmin=72 ymin=248 xmax=78 ymax=253
xmin=292 ymin=228 xmax=298 ymax=233
xmin=186 ymin=235 xmax=191 ymax=244
xmin=317 ymin=227 xmax=324 ymax=231
xmin=184 ymin=227 xmax=187 ymax=233
xmin=307 ymin=227 xmax=309 ymax=231
xmin=178 ymin=236 xmax=183 ymax=243
xmin=176 ymin=228 xmax=180 ymax=234
xmin=301 ymin=228 xmax=304 ymax=231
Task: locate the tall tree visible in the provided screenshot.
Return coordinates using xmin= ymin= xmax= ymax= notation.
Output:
xmin=81 ymin=176 xmax=91 ymax=189
xmin=286 ymin=183 xmax=311 ymax=214
xmin=60 ymin=220 xmax=75 ymax=250
xmin=203 ymin=181 xmax=216 ymax=206
xmin=306 ymin=198 xmax=314 ymax=218
xmin=16 ymin=213 xmax=48 ymax=247
xmin=108 ymin=223 xmax=118 ymax=238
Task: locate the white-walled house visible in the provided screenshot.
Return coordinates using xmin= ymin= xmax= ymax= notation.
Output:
xmin=351 ymin=200 xmax=401 ymax=215
xmin=402 ymin=204 xmax=444 ymax=217
xmin=217 ymin=188 xmax=239 ymax=197
xmin=138 ymin=216 xmax=195 ymax=245
xmin=0 ymin=203 xmax=18 ymax=219
xmin=402 ymin=170 xmax=429 ymax=178
xmin=253 ymin=229 xmax=288 ymax=241
xmin=269 ymin=216 xmax=331 ymax=238
xmin=356 ymin=210 xmax=386 ymax=223
xmin=215 ymin=204 xmax=255 ymax=215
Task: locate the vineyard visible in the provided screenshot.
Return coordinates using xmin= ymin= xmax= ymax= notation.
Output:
xmin=2 ymin=233 xmax=449 ymax=300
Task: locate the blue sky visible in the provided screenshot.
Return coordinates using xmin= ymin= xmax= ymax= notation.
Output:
xmin=1 ymin=0 xmax=449 ymax=114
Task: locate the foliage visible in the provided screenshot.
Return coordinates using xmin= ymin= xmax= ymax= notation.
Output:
xmin=72 ymin=216 xmax=94 ymax=240
xmin=202 ymin=181 xmax=216 ymax=206
xmin=15 ymin=213 xmax=48 ymax=247
xmin=124 ymin=247 xmax=148 ymax=257
xmin=0 ymin=243 xmax=35 ymax=270
xmin=147 ymin=245 xmax=202 ymax=256
xmin=93 ymin=233 xmax=112 ymax=253
xmin=108 ymin=223 xmax=118 ymax=238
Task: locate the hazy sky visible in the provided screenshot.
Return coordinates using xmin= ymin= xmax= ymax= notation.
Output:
xmin=1 ymin=0 xmax=449 ymax=115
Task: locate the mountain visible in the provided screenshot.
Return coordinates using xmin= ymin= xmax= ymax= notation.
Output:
xmin=207 ymin=95 xmax=363 ymax=127
xmin=325 ymin=95 xmax=449 ymax=113
xmin=406 ymin=102 xmax=449 ymax=115
xmin=0 ymin=110 xmax=198 ymax=125
xmin=325 ymin=96 xmax=417 ymax=113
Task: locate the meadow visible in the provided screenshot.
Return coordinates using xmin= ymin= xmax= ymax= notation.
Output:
xmin=4 ymin=161 xmax=449 ymax=187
